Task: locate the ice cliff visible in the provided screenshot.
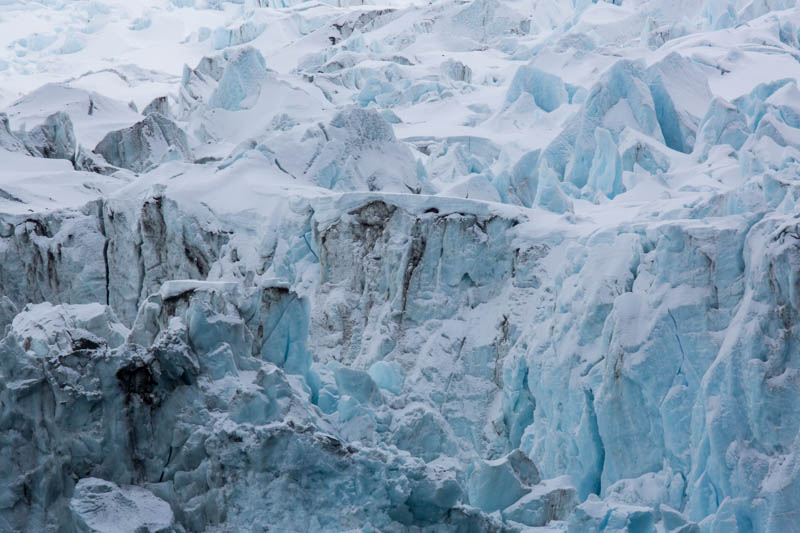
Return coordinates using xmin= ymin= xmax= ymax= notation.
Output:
xmin=1 ymin=0 xmax=800 ymax=532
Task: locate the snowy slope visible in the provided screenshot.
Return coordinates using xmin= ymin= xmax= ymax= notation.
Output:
xmin=1 ymin=0 xmax=800 ymax=532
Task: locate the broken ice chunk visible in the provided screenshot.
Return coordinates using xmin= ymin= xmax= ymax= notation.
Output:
xmin=69 ymin=478 xmax=175 ymax=533
xmin=94 ymin=113 xmax=191 ymax=173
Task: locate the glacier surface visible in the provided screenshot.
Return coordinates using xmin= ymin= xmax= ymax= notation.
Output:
xmin=1 ymin=0 xmax=800 ymax=532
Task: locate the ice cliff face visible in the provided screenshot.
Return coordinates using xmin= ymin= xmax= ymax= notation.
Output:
xmin=2 ymin=0 xmax=800 ymax=532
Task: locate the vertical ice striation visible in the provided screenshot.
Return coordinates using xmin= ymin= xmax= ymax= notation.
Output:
xmin=564 ymin=60 xmax=664 ymax=189
xmin=646 ymin=53 xmax=713 ymax=155
xmin=23 ymin=111 xmax=77 ymax=161
xmin=207 ymin=46 xmax=268 ymax=111
xmin=586 ymin=127 xmax=624 ymax=199
xmin=94 ymin=114 xmax=191 ymax=173
xmin=0 ymin=112 xmax=27 ymax=153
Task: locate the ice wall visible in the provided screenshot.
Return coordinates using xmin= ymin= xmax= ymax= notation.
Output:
xmin=1 ymin=180 xmax=799 ymax=530
xmin=2 ymin=0 xmax=800 ymax=531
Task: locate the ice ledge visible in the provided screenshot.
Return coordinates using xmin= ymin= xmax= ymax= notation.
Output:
xmin=309 ymin=191 xmax=531 ymax=231
xmin=157 ymin=279 xmax=239 ymax=301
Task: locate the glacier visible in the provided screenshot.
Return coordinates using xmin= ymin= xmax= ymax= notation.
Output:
xmin=1 ymin=0 xmax=800 ymax=532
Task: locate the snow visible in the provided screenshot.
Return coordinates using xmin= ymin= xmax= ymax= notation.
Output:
xmin=69 ymin=478 xmax=175 ymax=533
xmin=1 ymin=0 xmax=800 ymax=531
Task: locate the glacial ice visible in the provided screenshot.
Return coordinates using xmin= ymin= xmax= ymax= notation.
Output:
xmin=620 ymin=134 xmax=671 ymax=176
xmin=94 ymin=113 xmax=192 ymax=173
xmin=23 ymin=112 xmax=77 ymax=162
xmin=586 ymin=127 xmax=624 ymax=199
xmin=212 ymin=21 xmax=265 ymax=50
xmin=3 ymin=84 xmax=142 ymax=147
xmin=206 ymin=47 xmax=268 ymax=111
xmin=564 ymin=60 xmax=664 ymax=189
xmin=69 ymin=478 xmax=175 ymax=533
xmin=505 ymin=149 xmax=540 ymax=207
xmin=3 ymin=173 xmax=800 ymax=531
xmin=2 ymin=0 xmax=800 ymax=531
xmin=299 ymin=107 xmax=425 ymax=192
xmin=142 ymin=97 xmax=171 ymax=118
xmin=645 ymin=53 xmax=713 ymax=155
xmin=535 ymin=165 xmax=573 ymax=213
xmin=0 ymin=113 xmax=27 ymax=154
xmin=467 ymin=450 xmax=541 ymax=513
xmin=440 ymin=59 xmax=472 ymax=84
xmin=505 ymin=64 xmax=568 ymax=113
xmin=694 ymin=97 xmax=749 ymax=161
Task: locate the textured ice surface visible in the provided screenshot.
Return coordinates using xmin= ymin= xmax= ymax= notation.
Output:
xmin=0 ymin=113 xmax=27 ymax=153
xmin=505 ymin=64 xmax=568 ymax=113
xmin=95 ymin=113 xmax=191 ymax=173
xmin=1 ymin=0 xmax=800 ymax=531
xmin=207 ymin=47 xmax=268 ymax=111
xmin=69 ymin=478 xmax=175 ymax=533
xmin=303 ymin=107 xmax=425 ymax=192
xmin=23 ymin=111 xmax=78 ymax=162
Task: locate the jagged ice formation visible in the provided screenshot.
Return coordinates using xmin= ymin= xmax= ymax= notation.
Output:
xmin=2 ymin=0 xmax=800 ymax=532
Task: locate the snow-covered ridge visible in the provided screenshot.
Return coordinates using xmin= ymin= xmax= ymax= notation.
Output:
xmin=1 ymin=0 xmax=800 ymax=532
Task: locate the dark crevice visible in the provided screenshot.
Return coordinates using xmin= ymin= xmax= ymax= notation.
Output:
xmin=96 ymin=200 xmax=111 ymax=306
xmin=102 ymin=239 xmax=110 ymax=306
xmin=400 ymin=222 xmax=426 ymax=316
xmin=302 ymin=232 xmax=319 ymax=262
xmin=404 ymin=183 xmax=422 ymax=194
xmin=159 ymin=446 xmax=173 ymax=483
xmin=135 ymin=240 xmax=145 ymax=305
xmin=0 ymin=188 xmax=24 ymax=203
xmin=667 ymin=309 xmax=686 ymax=361
xmin=274 ymin=158 xmax=296 ymax=178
